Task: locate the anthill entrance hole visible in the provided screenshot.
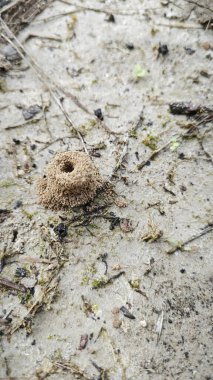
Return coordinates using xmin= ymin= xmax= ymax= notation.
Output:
xmin=62 ymin=162 xmax=74 ymax=173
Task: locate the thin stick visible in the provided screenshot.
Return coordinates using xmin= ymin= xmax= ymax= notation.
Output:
xmin=24 ymin=33 xmax=63 ymax=42
xmin=49 ymin=88 xmax=89 ymax=154
xmin=166 ymin=225 xmax=213 ymax=254
xmin=137 ymin=138 xmax=174 ymax=170
xmin=58 ymin=1 xmax=140 ymax=16
xmin=182 ymin=0 xmax=213 ymax=12
xmin=4 ymin=118 xmax=42 ymax=130
xmin=99 ymin=120 xmax=123 ymax=135
xmin=0 ymin=277 xmax=27 ymax=293
xmin=111 ymin=136 xmax=129 ymax=178
xmin=0 ymin=19 xmax=89 ymax=154
xmin=32 ymin=10 xmax=81 ymax=24
xmin=137 ymin=126 xmax=199 ymax=170
xmin=156 ymin=21 xmax=202 ymax=29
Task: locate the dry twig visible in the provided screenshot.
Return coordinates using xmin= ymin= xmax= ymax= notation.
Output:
xmin=0 ymin=277 xmax=27 ymax=293
xmin=111 ymin=136 xmax=129 ymax=178
xmin=166 ymin=225 xmax=213 ymax=254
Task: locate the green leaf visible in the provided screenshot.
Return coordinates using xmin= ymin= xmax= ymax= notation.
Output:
xmin=133 ymin=64 xmax=146 ymax=78
xmin=170 ymin=137 xmax=179 ymax=151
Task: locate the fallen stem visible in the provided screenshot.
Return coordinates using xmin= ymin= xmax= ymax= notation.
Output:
xmin=156 ymin=21 xmax=202 ymax=29
xmin=0 ymin=277 xmax=27 ymax=293
xmin=111 ymin=135 xmax=129 ymax=178
xmin=166 ymin=225 xmax=213 ymax=254
xmin=137 ymin=126 xmax=200 ymax=170
xmin=137 ymin=138 xmax=175 ymax=170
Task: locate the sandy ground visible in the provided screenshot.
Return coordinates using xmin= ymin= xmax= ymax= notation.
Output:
xmin=0 ymin=0 xmax=213 ymax=379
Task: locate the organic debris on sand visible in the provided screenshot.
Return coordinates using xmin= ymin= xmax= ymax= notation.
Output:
xmin=37 ymin=151 xmax=103 ymax=210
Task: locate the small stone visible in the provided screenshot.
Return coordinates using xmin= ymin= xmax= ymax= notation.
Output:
xmin=21 ymin=277 xmax=36 ymax=288
xmin=178 ymin=153 xmax=185 ymax=160
xmin=112 ymin=264 xmax=122 ymax=271
xmin=140 ymin=320 xmax=147 ymax=327
xmin=15 ymin=267 xmax=27 ymax=278
xmin=112 ymin=307 xmax=120 ymax=315
xmin=54 ymin=223 xmax=67 ymax=239
xmin=3 ymin=45 xmax=20 ymax=62
xmin=94 ymin=108 xmax=104 ymax=121
xmin=114 ymin=197 xmax=128 ymax=208
xmin=126 ymin=43 xmax=134 ymax=50
xmin=202 ymin=42 xmax=211 ymax=50
xmin=13 ymin=138 xmax=21 ymax=145
xmin=79 ymin=334 xmax=88 ymax=350
xmin=184 ymin=47 xmax=195 ymax=55
xmin=180 ymin=185 xmax=187 ymax=192
xmin=113 ymin=319 xmax=122 ymax=328
xmin=120 ymin=218 xmax=134 ymax=232
xmin=158 ymin=44 xmax=169 ymax=56
xmin=14 ymin=200 xmax=23 ymax=209
xmin=22 ymin=105 xmax=42 ymax=120
xmin=105 ymin=14 xmax=115 ymax=23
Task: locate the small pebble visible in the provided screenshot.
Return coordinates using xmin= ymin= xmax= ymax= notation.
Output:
xmin=120 ymin=218 xmax=134 ymax=233
xmin=158 ymin=44 xmax=169 ymax=56
xmin=113 ymin=319 xmax=122 ymax=328
xmin=54 ymin=223 xmax=67 ymax=239
xmin=184 ymin=47 xmax=195 ymax=55
xmin=112 ymin=307 xmax=120 ymax=315
xmin=14 ymin=200 xmax=22 ymax=209
xmin=13 ymin=138 xmax=21 ymax=145
xmin=105 ymin=14 xmax=115 ymax=23
xmin=15 ymin=267 xmax=27 ymax=278
xmin=126 ymin=43 xmax=134 ymax=50
xmin=94 ymin=108 xmax=104 ymax=121
xmin=202 ymin=42 xmax=211 ymax=50
xmin=140 ymin=320 xmax=147 ymax=328
xmin=22 ymin=105 xmax=41 ymax=121
xmin=180 ymin=185 xmax=187 ymax=192
xmin=178 ymin=153 xmax=185 ymax=160
xmin=21 ymin=277 xmax=36 ymax=288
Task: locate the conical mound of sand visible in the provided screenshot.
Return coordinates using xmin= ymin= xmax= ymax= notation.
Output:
xmin=37 ymin=151 xmax=103 ymax=210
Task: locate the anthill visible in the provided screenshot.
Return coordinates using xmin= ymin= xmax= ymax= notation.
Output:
xmin=37 ymin=151 xmax=103 ymax=210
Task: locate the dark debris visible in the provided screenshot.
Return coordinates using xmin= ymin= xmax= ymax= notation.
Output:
xmin=54 ymin=223 xmax=67 ymax=240
xmin=94 ymin=108 xmax=104 ymax=121
xmin=14 ymin=200 xmax=22 ymax=209
xmin=169 ymin=102 xmax=212 ymax=116
xmin=0 ymin=209 xmax=11 ymax=223
xmin=120 ymin=306 xmax=136 ymax=320
xmin=15 ymin=267 xmax=27 ymax=278
xmin=22 ymin=105 xmax=42 ymax=120
xmin=126 ymin=42 xmax=134 ymax=50
xmin=184 ymin=47 xmax=195 ymax=55
xmin=158 ymin=43 xmax=169 ymax=56
xmin=105 ymin=13 xmax=115 ymax=23
xmin=79 ymin=334 xmax=88 ymax=350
